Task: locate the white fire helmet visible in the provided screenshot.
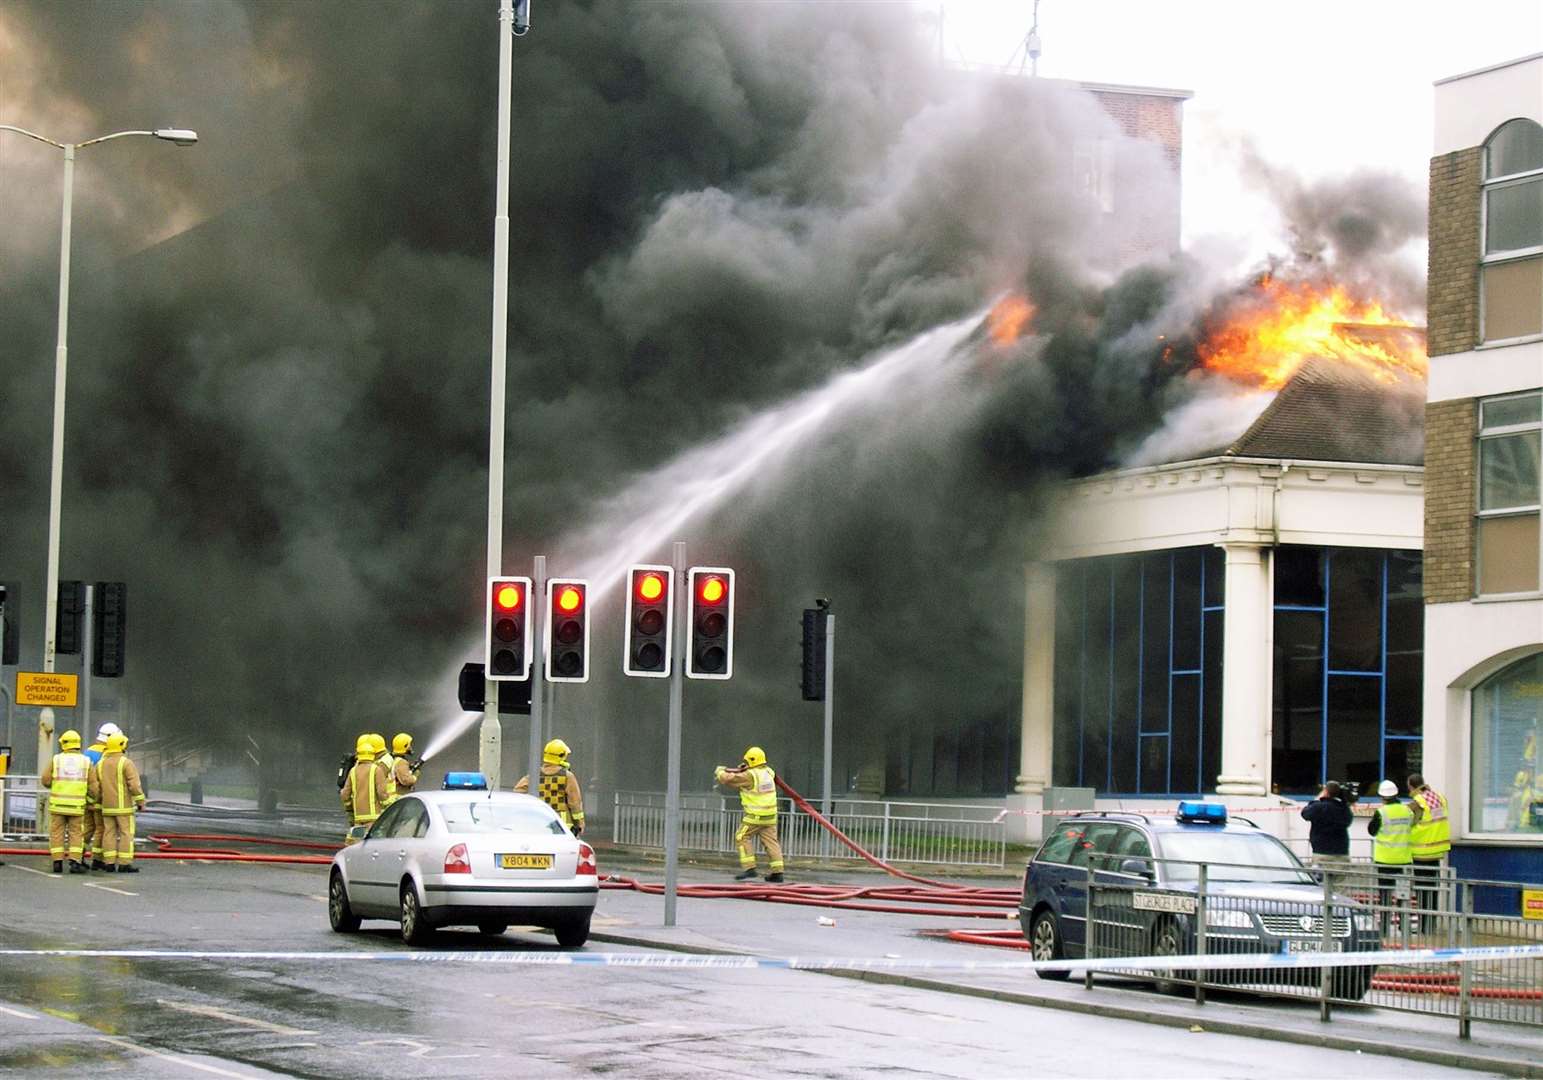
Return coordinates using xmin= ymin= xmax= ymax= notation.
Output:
xmin=96 ymin=722 xmax=122 ymax=742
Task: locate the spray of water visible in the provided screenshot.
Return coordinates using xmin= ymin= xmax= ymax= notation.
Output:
xmin=562 ymin=312 xmax=985 ymax=601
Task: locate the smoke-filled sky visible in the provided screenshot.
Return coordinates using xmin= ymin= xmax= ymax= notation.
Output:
xmin=0 ymin=0 xmax=1446 ymax=795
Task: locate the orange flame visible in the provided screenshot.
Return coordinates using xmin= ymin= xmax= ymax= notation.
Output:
xmin=1198 ymin=277 xmax=1426 ymax=390
xmin=987 ymin=294 xmax=1035 ymax=346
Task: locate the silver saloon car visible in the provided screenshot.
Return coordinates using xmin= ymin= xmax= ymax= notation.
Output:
xmin=329 ymin=789 xmax=598 ymax=946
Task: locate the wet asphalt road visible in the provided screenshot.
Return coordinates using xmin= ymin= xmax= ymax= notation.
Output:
xmin=0 ymin=854 xmax=1506 ymax=1079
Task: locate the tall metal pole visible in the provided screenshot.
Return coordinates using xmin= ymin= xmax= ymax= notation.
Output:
xmin=480 ymin=0 xmax=516 ymax=787
xmin=823 ymin=611 xmax=835 ymax=821
xmin=663 ymin=540 xmax=686 ymax=926
xmin=81 ymin=584 xmax=94 ymax=735
xmin=529 ymin=555 xmax=546 ymax=789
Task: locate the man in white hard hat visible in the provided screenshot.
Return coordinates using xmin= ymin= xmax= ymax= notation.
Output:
xmin=1367 ymin=779 xmax=1413 ymax=936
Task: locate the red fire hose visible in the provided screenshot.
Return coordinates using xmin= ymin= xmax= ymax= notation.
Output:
xmin=0 ymin=831 xmax=337 ymax=865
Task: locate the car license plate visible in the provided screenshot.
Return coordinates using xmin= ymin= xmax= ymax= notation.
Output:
xmin=499 ymin=854 xmax=552 ymax=870
xmin=1285 ymin=939 xmax=1343 ymax=953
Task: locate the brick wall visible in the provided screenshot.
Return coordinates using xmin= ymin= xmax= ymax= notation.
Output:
xmin=1424 ymin=399 xmax=1477 ymax=603
xmin=1427 ymin=148 xmax=1482 ymax=357
xmin=1087 ymin=90 xmax=1184 ymax=262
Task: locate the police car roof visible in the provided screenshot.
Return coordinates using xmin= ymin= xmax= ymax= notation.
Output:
xmin=1067 ymin=811 xmax=1263 ymax=833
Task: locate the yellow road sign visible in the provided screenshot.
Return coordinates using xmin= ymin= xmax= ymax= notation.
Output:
xmin=16 ymin=672 xmax=78 ymax=708
xmin=1524 ymin=889 xmax=1543 ymax=921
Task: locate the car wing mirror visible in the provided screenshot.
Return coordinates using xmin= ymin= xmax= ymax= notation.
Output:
xmin=1118 ymin=857 xmax=1154 ymax=879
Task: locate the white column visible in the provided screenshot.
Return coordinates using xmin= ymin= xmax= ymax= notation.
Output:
xmin=1012 ymin=562 xmax=1056 ymax=840
xmin=1216 ymin=542 xmax=1270 ymax=795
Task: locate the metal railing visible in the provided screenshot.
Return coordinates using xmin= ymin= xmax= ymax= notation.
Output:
xmin=611 ymin=790 xmax=1007 ymax=868
xmin=1 ymin=774 xmax=41 ymax=836
xmin=1070 ymin=855 xmax=1542 ymax=1036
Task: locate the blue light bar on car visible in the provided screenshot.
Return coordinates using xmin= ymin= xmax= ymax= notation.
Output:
xmin=1175 ymin=801 xmax=1227 ymax=824
xmin=443 ymin=771 xmax=489 ymax=790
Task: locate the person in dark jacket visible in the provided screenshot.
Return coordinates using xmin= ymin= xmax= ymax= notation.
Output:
xmin=1301 ymin=782 xmax=1354 ymax=869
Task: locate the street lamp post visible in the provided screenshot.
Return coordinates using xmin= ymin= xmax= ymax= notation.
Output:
xmin=0 ymin=124 xmax=197 ymax=801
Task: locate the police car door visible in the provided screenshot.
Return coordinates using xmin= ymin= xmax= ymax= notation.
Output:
xmin=1062 ymin=823 xmax=1122 ymax=953
xmin=1088 ymin=825 xmax=1154 ymax=957
xmin=353 ymin=800 xmax=410 ymax=913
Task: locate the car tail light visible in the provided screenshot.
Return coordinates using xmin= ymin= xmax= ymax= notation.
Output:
xmin=443 ymin=843 xmax=471 ymax=874
xmin=577 ymin=842 xmax=597 ymax=876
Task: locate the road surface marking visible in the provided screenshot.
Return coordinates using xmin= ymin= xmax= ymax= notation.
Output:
xmin=5 ymin=864 xmax=60 ymax=879
xmin=83 ymin=881 xmax=139 ymax=897
xmin=155 ymin=999 xmax=317 ymax=1036
xmin=0 ymin=1005 xmax=38 ymax=1020
xmin=99 ymin=1035 xmax=249 ymax=1078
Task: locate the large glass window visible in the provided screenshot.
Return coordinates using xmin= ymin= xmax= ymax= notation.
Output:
xmin=1482 ymin=119 xmax=1543 ymax=343
xmin=1053 ymin=547 xmax=1223 ymax=795
xmin=1478 ymin=391 xmax=1542 ymax=595
xmin=1271 ymin=547 xmax=1424 ymax=796
xmin=1470 ymin=653 xmax=1543 ymax=835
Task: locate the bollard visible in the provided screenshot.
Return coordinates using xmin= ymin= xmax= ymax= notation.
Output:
xmin=190 ymin=776 xmax=203 ymax=805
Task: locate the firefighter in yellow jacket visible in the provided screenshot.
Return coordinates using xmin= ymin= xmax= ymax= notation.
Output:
xmin=40 ymin=729 xmax=91 ymax=874
xmin=515 ymin=738 xmax=585 ymax=835
xmin=384 ymin=732 xmax=420 ymax=806
xmin=89 ymin=732 xmax=146 ymax=872
xmin=714 ymin=746 xmax=784 ymax=882
xmin=340 ymin=733 xmax=389 ymax=837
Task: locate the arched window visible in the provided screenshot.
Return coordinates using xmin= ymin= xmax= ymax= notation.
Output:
xmin=1481 ymin=118 xmax=1543 ymax=342
xmin=1470 ymin=652 xmax=1543 ymax=834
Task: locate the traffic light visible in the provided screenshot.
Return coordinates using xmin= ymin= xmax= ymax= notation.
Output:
xmin=56 ymin=580 xmax=84 ymax=655
xmin=457 ymin=662 xmax=532 ymax=714
xmin=485 ymin=577 xmax=532 ymax=681
xmin=93 ymin=581 xmax=127 ymax=678
xmin=686 ymin=567 xmax=734 ymax=680
xmin=545 ymin=578 xmax=589 ymax=683
xmin=0 ymin=584 xmax=17 ymax=666
xmin=624 ymin=565 xmax=673 ymax=678
xmin=801 ymin=606 xmax=827 ymax=701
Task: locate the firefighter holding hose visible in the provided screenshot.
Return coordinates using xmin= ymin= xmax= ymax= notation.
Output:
xmin=714 ymin=746 xmax=784 ymax=882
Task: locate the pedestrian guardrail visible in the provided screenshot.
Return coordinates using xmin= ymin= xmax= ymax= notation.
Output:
xmin=611 ymin=791 xmax=1007 ymax=868
xmin=1070 ymin=855 xmax=1541 ymax=1036
xmin=0 ymin=774 xmax=40 ymax=835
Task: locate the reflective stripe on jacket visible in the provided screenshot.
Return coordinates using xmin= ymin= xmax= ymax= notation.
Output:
xmin=342 ymin=761 xmax=386 ymax=824
xmin=738 ymin=766 xmax=778 ymax=824
xmin=381 ymin=753 xmax=398 ymax=804
xmin=45 ymin=752 xmax=91 ymax=815
xmin=1410 ymin=789 xmax=1451 ymax=859
xmin=94 ymin=753 xmax=145 ymax=815
xmin=1373 ymin=802 xmax=1414 ymax=865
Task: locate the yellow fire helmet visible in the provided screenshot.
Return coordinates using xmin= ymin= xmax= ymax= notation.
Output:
xmin=58 ymin=729 xmax=82 ymax=751
xmin=742 ymin=746 xmax=767 ymax=769
xmin=392 ymin=733 xmax=413 ymax=756
xmin=368 ymin=733 xmax=388 ymax=757
xmin=354 ymin=734 xmax=376 ymax=760
xmin=543 ymin=738 xmax=571 ymax=766
xmin=105 ymin=733 xmax=128 ymax=754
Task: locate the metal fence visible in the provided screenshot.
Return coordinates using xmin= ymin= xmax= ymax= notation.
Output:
xmin=1 ymin=774 xmax=40 ymax=836
xmin=1071 ymin=855 xmax=1541 ymax=1036
xmin=611 ymin=791 xmax=1007 ymax=868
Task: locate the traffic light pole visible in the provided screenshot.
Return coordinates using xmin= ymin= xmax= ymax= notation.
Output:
xmin=81 ymin=584 xmax=94 ymax=734
xmin=822 ymin=611 xmax=835 ymax=843
xmin=529 ymin=555 xmax=546 ymax=792
xmin=663 ymin=540 xmax=686 ymax=927
xmin=479 ymin=0 xmax=518 ymax=788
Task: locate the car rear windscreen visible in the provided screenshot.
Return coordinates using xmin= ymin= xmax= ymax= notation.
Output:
xmin=440 ymin=801 xmax=567 ymax=836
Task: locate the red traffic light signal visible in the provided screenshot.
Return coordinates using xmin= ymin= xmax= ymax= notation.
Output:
xmin=545 ymin=578 xmax=590 ymax=683
xmin=624 ymin=565 xmax=673 ymax=678
xmin=686 ymin=567 xmax=735 ymax=680
xmin=486 ymin=577 xmax=532 ymax=681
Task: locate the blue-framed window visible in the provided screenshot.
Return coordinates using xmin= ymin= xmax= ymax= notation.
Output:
xmin=1271 ymin=546 xmax=1423 ymax=796
xmin=1052 ymin=547 xmax=1224 ymax=795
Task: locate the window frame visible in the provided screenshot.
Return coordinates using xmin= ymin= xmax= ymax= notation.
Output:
xmin=1464 ymin=651 xmax=1543 ymax=842
xmin=1480 ymin=121 xmax=1543 ymax=346
xmin=1475 ymin=390 xmax=1543 ymax=598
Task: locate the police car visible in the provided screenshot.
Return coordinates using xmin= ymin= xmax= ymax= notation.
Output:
xmin=1019 ymin=802 xmax=1379 ymax=998
xmin=329 ymin=774 xmax=598 ymax=946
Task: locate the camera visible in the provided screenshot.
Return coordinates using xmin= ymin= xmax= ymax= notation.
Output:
xmin=1328 ymin=780 xmax=1360 ymax=805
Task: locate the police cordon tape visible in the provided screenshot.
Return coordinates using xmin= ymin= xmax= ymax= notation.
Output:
xmin=1 ymin=942 xmax=1538 ymax=974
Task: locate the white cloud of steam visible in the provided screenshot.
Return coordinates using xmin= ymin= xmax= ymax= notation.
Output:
xmin=1121 ymin=378 xmax=1275 ymax=468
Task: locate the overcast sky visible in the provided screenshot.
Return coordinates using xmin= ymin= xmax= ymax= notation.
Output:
xmin=938 ymin=0 xmax=1543 ymax=275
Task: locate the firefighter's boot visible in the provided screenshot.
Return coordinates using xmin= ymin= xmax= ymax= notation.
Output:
xmin=52 ymin=861 xmax=63 ymax=874
xmin=734 ymin=868 xmax=759 ymax=881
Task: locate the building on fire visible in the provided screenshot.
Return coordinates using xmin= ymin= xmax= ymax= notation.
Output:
xmin=1422 ymin=53 xmax=1543 ymax=880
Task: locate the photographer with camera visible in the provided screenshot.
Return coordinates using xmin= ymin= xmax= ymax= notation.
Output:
xmin=1301 ymin=781 xmax=1355 ymax=871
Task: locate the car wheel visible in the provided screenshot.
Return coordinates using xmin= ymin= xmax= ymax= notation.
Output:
xmin=478 ymin=922 xmax=508 ymax=937
xmin=1150 ymin=918 xmax=1191 ymax=995
xmin=400 ymin=882 xmax=435 ymax=945
xmin=1332 ymin=966 xmax=1374 ymax=1001
xmin=554 ymin=915 xmax=591 ymax=948
xmin=1030 ymin=910 xmax=1070 ymax=981
xmin=328 ymin=870 xmax=361 ymax=933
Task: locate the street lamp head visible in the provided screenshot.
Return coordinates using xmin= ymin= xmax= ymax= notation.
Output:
xmin=153 ymin=128 xmax=199 ymax=147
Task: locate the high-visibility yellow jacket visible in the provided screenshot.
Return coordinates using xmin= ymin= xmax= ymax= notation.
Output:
xmin=40 ymin=751 xmax=91 ymax=816
xmin=1372 ymin=801 xmax=1414 ymax=865
xmin=1410 ymin=788 xmax=1451 ymax=860
xmin=515 ymin=765 xmax=584 ymax=827
xmin=341 ymin=760 xmax=388 ymax=825
xmin=716 ymin=764 xmax=778 ymax=825
xmin=90 ymin=752 xmax=146 ymax=816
